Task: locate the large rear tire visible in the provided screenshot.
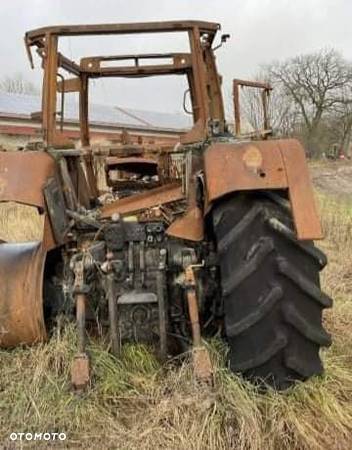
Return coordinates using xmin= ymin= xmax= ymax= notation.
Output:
xmin=212 ymin=192 xmax=332 ymax=390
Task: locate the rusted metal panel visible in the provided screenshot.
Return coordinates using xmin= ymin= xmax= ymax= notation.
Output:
xmin=42 ymin=215 xmax=57 ymax=251
xmin=278 ymin=139 xmax=323 ymax=240
xmin=44 ymin=177 xmax=70 ymax=243
xmin=0 ymin=241 xmax=47 ymax=347
xmin=0 ymin=151 xmax=56 ymax=207
xmin=204 ymin=141 xmax=288 ymax=203
xmin=166 ymin=206 xmax=204 ymax=241
xmin=57 ymin=77 xmax=81 ymax=93
xmin=100 ymin=182 xmax=183 ymax=218
xmin=106 ymin=156 xmax=158 ymax=167
xmin=204 ymin=139 xmax=322 ymax=240
xmin=26 ymin=21 xmax=220 ymax=41
xmin=80 ymin=53 xmax=192 ymax=78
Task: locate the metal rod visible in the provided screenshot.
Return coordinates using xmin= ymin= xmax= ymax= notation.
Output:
xmin=76 ymin=293 xmax=87 ymax=354
xmin=233 ymin=80 xmax=241 ymax=135
xmin=186 ymin=289 xmax=202 ymax=347
xmin=262 ymin=88 xmax=271 ymax=136
xmin=56 ymin=73 xmax=65 ymax=132
xmin=156 ymin=269 xmax=167 ymax=360
xmin=106 ymin=273 xmax=120 ymax=357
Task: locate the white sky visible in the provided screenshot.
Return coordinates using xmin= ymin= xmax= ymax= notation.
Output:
xmin=0 ymin=0 xmax=351 ymax=113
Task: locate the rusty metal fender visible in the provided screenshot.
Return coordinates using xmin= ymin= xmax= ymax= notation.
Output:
xmin=204 ymin=139 xmax=323 ymax=240
xmin=0 ymin=151 xmax=56 ymax=208
xmin=0 ymin=241 xmax=47 ymax=347
xmin=0 ymin=151 xmax=59 ymax=250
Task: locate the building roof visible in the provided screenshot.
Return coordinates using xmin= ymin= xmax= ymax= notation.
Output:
xmin=0 ymin=91 xmax=192 ymax=132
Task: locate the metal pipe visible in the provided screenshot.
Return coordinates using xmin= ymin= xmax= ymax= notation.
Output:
xmin=106 ymin=273 xmax=120 ymax=357
xmin=233 ymin=80 xmax=241 ymax=135
xmin=186 ymin=289 xmax=201 ymax=347
xmin=76 ymin=293 xmax=87 ymax=354
xmin=156 ymin=269 xmax=167 ymax=360
xmin=56 ymin=73 xmax=65 ymax=132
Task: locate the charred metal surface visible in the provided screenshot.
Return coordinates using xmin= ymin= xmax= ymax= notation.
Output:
xmin=166 ymin=206 xmax=204 ymax=241
xmin=100 ymin=183 xmax=184 ymax=218
xmin=105 ymin=157 xmax=158 ymax=174
xmin=25 ymin=20 xmax=225 ymax=147
xmin=0 ymin=151 xmax=56 ymax=207
xmin=44 ymin=177 xmax=70 ymax=244
xmin=104 ymin=260 xmax=121 ymax=357
xmin=156 ymin=266 xmax=167 ymax=361
xmin=0 ymin=242 xmax=47 ymax=347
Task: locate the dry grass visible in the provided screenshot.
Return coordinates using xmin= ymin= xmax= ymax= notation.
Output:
xmin=0 ymin=202 xmax=43 ymax=242
xmin=0 ymin=190 xmax=351 ymax=449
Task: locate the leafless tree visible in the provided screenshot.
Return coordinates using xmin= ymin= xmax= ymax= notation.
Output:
xmin=0 ymin=73 xmax=39 ymax=95
xmin=266 ymin=49 xmax=352 ymax=156
xmin=324 ymin=85 xmax=352 ymax=156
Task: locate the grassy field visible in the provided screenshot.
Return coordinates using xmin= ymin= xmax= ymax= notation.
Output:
xmin=0 ymin=172 xmax=351 ymax=449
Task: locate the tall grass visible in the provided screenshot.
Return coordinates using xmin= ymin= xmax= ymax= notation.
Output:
xmin=0 ymin=192 xmax=351 ymax=449
xmin=0 ymin=202 xmax=43 ymax=242
xmin=0 ymin=324 xmax=351 ymax=449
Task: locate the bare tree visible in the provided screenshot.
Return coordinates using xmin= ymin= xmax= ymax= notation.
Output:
xmin=266 ymin=49 xmax=352 ymax=156
xmin=0 ymin=73 xmax=39 ymax=95
xmin=324 ymin=85 xmax=352 ymax=157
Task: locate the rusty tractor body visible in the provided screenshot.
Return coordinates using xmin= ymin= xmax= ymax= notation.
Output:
xmin=0 ymin=21 xmax=332 ymax=390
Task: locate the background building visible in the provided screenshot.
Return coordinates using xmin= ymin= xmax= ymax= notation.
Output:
xmin=0 ymin=92 xmax=191 ymax=149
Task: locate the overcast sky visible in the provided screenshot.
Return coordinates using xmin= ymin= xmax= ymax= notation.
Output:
xmin=0 ymin=0 xmax=351 ymax=113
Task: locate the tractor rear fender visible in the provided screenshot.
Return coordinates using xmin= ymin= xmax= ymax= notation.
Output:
xmin=204 ymin=139 xmax=322 ymax=240
xmin=0 ymin=241 xmax=47 ymax=347
xmin=0 ymin=151 xmax=62 ymax=348
xmin=0 ymin=150 xmax=64 ymax=250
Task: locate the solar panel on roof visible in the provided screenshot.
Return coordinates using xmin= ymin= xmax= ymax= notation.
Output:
xmin=0 ymin=92 xmax=191 ymax=131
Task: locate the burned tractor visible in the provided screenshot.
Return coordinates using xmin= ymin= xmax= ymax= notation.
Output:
xmin=0 ymin=21 xmax=332 ymax=390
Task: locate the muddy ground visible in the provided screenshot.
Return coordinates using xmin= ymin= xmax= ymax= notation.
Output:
xmin=310 ymin=160 xmax=352 ymax=200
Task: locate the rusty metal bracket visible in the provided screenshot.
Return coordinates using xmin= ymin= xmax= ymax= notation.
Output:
xmin=102 ymin=252 xmax=121 ymax=358
xmin=71 ymin=255 xmax=91 ymax=391
xmin=184 ymin=264 xmax=213 ymax=384
xmin=233 ymin=78 xmax=273 ymax=138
